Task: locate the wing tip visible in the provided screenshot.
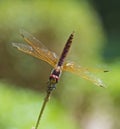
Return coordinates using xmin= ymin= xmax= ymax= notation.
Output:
xmin=20 ymin=29 xmax=30 ymax=39
xmin=99 ymin=84 xmax=106 ymax=88
xmin=94 ymin=78 xmax=108 ymax=88
xmin=12 ymin=43 xmax=22 ymax=50
xmin=104 ymin=70 xmax=109 ymax=72
xmin=20 ymin=29 xmax=25 ymax=38
xmin=97 ymin=82 xmax=108 ymax=88
xmin=12 ymin=42 xmax=17 ymax=48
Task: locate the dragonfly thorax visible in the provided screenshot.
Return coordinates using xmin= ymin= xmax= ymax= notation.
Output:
xmin=49 ymin=66 xmax=62 ymax=83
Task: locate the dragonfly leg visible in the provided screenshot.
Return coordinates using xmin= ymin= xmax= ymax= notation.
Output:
xmin=47 ymin=83 xmax=56 ymax=93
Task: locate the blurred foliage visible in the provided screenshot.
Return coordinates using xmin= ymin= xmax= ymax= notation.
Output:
xmin=0 ymin=82 xmax=76 ymax=129
xmin=0 ymin=0 xmax=119 ymax=129
xmin=90 ymin=0 xmax=120 ymax=62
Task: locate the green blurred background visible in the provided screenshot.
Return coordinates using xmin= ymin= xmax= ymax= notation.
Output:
xmin=0 ymin=0 xmax=120 ymax=129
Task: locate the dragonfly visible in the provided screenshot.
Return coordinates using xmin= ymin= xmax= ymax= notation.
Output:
xmin=12 ymin=30 xmax=108 ymax=129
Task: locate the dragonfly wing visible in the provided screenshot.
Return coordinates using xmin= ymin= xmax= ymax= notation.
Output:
xmin=63 ymin=61 xmax=106 ymax=87
xmin=20 ymin=29 xmax=47 ymax=49
xmin=20 ymin=29 xmax=58 ymax=67
xmin=12 ymin=43 xmax=58 ymax=67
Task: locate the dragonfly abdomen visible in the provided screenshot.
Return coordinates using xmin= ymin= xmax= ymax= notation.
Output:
xmin=58 ymin=32 xmax=74 ymax=66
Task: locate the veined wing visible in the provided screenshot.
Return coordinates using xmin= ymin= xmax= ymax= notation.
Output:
xmin=63 ymin=61 xmax=106 ymax=87
xmin=12 ymin=43 xmax=58 ymax=67
xmin=12 ymin=30 xmax=59 ymax=67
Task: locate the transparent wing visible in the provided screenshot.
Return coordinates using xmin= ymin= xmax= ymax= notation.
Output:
xmin=12 ymin=30 xmax=59 ymax=67
xmin=20 ymin=29 xmax=58 ymax=66
xmin=20 ymin=29 xmax=47 ymax=50
xmin=63 ymin=61 xmax=106 ymax=87
xmin=12 ymin=43 xmax=58 ymax=68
